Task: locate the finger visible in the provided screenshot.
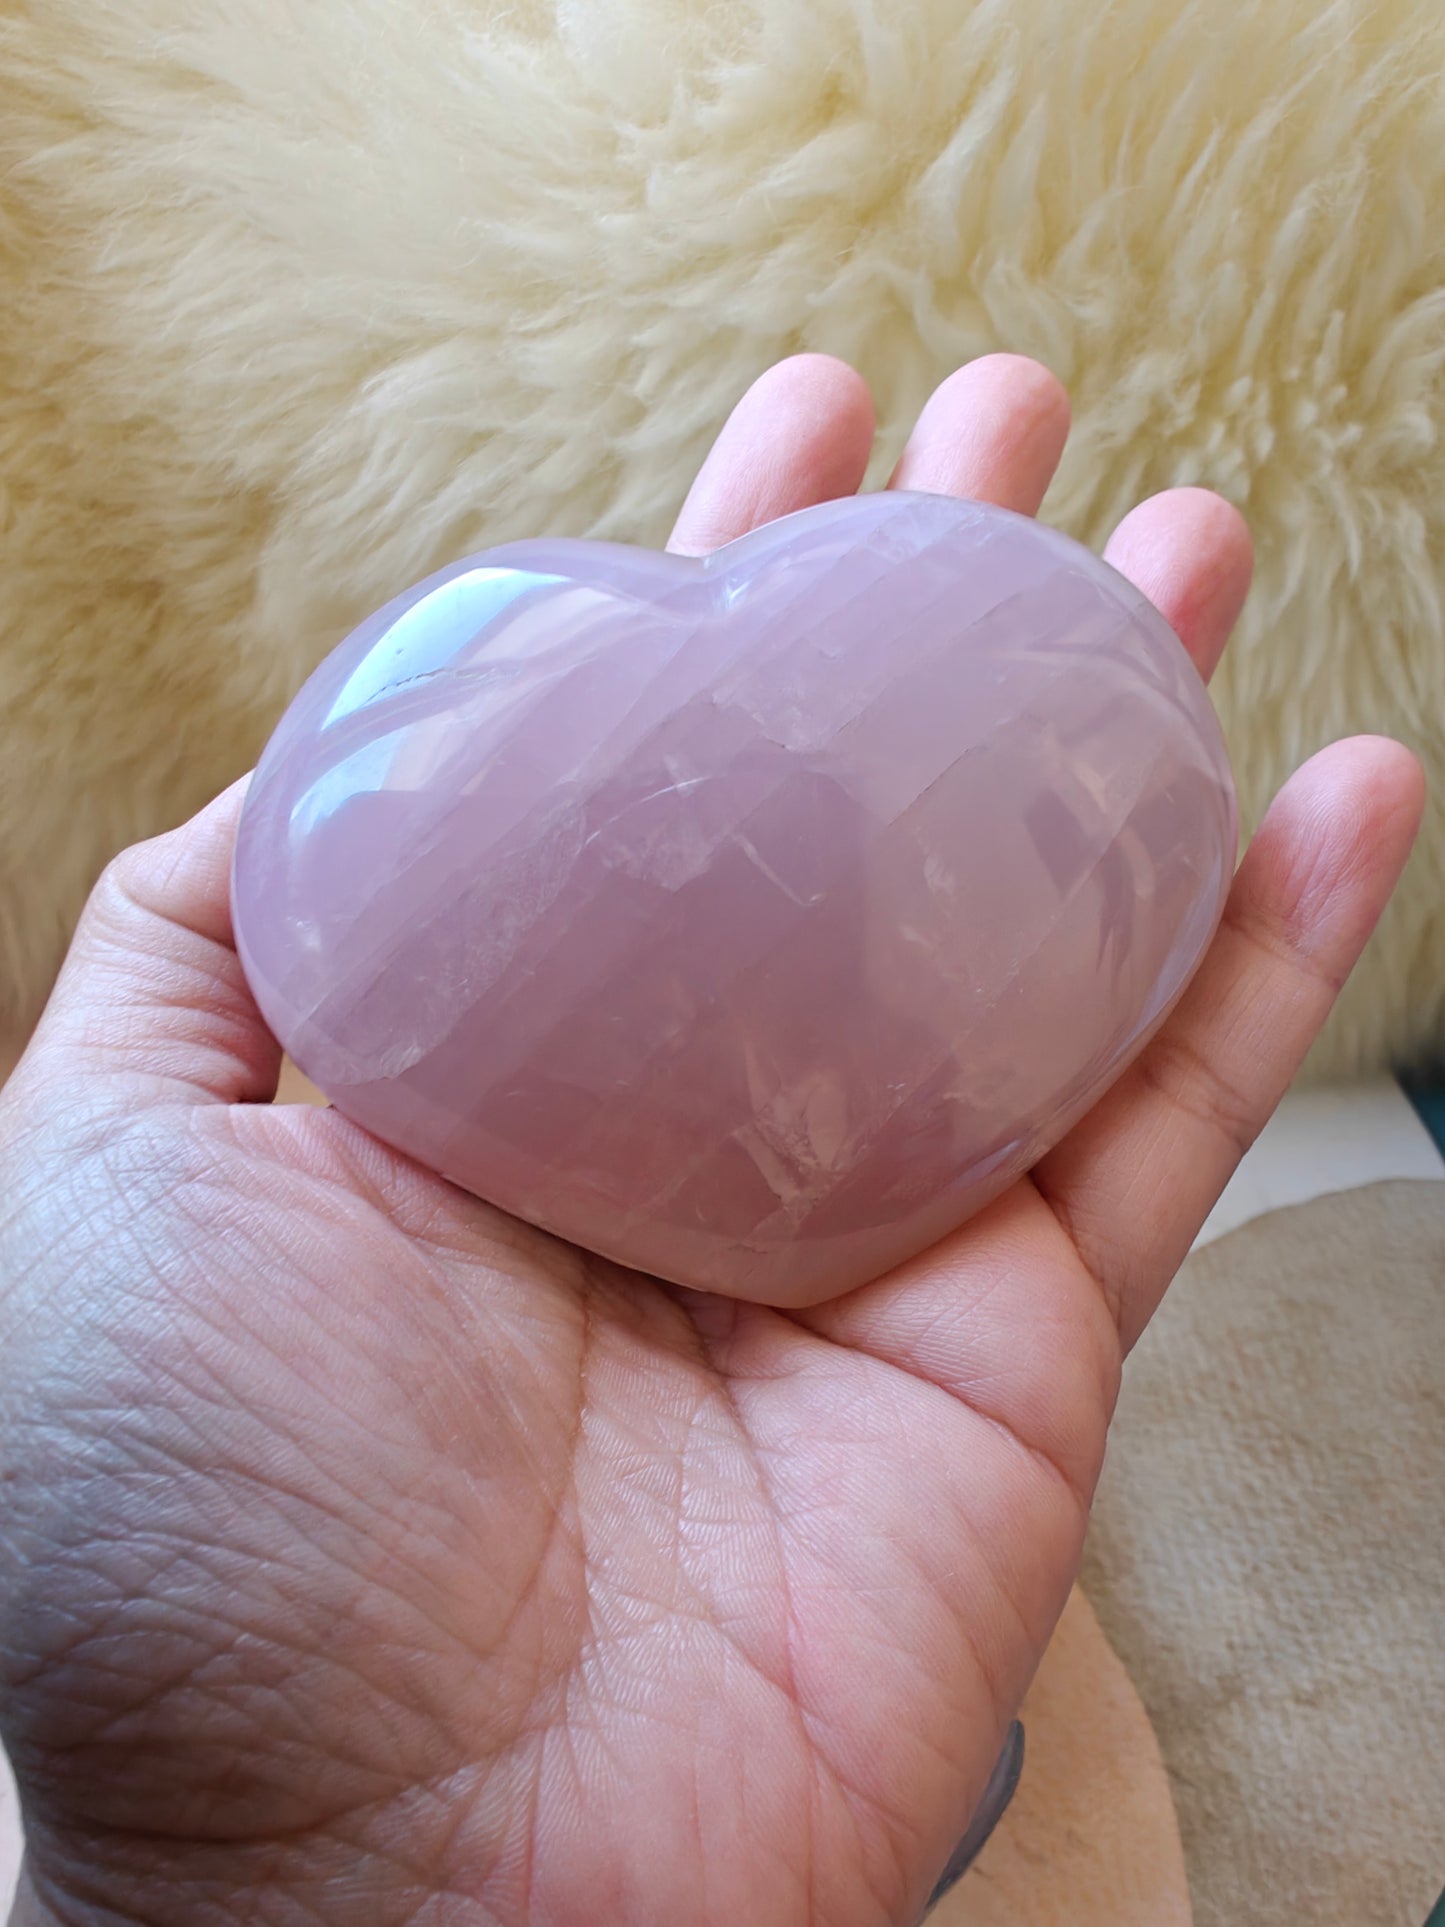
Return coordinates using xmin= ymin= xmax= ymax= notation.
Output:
xmin=1032 ymin=736 xmax=1425 ymax=1349
xmin=1103 ymin=487 xmax=1253 ymax=683
xmin=17 ymin=778 xmax=282 ymax=1110
xmin=668 ymin=354 xmax=875 ymax=555
xmin=888 ymin=355 xmax=1070 ymax=513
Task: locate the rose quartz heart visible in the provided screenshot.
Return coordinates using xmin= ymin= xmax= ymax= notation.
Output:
xmin=233 ymin=492 xmax=1236 ymax=1305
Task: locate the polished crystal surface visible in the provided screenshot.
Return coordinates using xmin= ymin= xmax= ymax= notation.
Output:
xmin=232 ymin=493 xmax=1237 ymax=1305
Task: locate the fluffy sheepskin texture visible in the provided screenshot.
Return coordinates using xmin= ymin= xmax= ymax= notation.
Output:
xmin=1 ymin=0 xmax=1443 ymax=1074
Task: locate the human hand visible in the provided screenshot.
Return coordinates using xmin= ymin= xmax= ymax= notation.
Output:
xmin=0 ymin=356 xmax=1422 ymax=1926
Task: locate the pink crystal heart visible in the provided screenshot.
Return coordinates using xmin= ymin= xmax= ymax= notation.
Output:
xmin=233 ymin=492 xmax=1236 ymax=1305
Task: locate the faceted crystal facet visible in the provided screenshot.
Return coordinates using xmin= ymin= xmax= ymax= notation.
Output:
xmin=232 ymin=493 xmax=1237 ymax=1305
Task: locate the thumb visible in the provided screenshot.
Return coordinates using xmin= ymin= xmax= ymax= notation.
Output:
xmin=14 ymin=779 xmax=281 ymax=1110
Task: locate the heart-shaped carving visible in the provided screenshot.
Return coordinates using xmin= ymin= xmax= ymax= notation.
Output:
xmin=233 ymin=493 xmax=1236 ymax=1305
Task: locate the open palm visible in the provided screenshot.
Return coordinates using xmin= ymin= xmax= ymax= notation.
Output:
xmin=0 ymin=356 xmax=1421 ymax=1927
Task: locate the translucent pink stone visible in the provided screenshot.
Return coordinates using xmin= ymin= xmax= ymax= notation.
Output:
xmin=232 ymin=493 xmax=1236 ymax=1305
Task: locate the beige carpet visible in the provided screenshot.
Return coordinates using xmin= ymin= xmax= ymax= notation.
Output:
xmin=1085 ymin=1180 xmax=1445 ymax=1927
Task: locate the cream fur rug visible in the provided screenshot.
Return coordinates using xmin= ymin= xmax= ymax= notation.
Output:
xmin=1 ymin=0 xmax=1444 ymax=1070
xmin=1086 ymin=1179 xmax=1445 ymax=1926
